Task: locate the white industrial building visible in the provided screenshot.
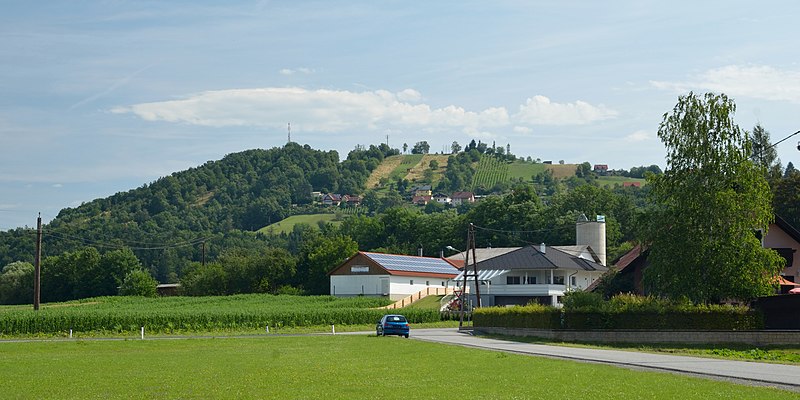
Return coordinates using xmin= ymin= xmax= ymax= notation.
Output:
xmin=328 ymin=252 xmax=461 ymax=300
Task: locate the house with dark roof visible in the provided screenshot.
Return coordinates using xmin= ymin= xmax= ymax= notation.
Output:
xmin=412 ymin=185 xmax=432 ymax=197
xmin=321 ymin=193 xmax=343 ymax=206
xmin=328 ymin=251 xmax=461 ymax=300
xmin=449 ymin=244 xmax=608 ymax=307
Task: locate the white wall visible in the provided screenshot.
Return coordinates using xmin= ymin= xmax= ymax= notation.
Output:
xmin=330 ymin=275 xmax=387 ymax=297
xmin=388 ymin=276 xmax=449 ymax=300
xmin=467 ymin=270 xmax=598 ymax=297
xmin=331 ymin=274 xmax=450 ymax=300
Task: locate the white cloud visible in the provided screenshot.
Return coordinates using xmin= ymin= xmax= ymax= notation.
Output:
xmin=279 ymin=67 xmax=315 ymax=75
xmin=624 ymin=130 xmax=650 ymax=142
xmin=651 ymin=65 xmax=800 ymax=103
xmin=111 ymin=88 xmax=616 ymax=137
xmin=513 ymin=126 xmax=532 ymax=134
xmin=514 ymin=95 xmax=618 ymax=125
xmin=52 ymin=183 xmax=63 ymax=188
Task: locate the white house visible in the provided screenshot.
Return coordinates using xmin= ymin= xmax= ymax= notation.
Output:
xmin=450 ymin=244 xmax=608 ymax=307
xmin=328 ymin=251 xmax=461 ymax=300
xmin=449 ymin=214 xmax=608 ymax=307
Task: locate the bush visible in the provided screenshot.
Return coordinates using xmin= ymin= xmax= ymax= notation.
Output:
xmin=562 ymin=291 xmax=604 ymax=311
xmin=118 ymin=270 xmax=158 ymax=297
xmin=473 ymin=304 xmax=560 ymax=329
xmin=475 ymin=294 xmax=764 ymax=330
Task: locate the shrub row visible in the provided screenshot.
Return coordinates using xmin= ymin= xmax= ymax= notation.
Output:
xmin=474 ymin=306 xmax=764 ymax=330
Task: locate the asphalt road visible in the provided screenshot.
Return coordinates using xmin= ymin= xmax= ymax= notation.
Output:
xmin=408 ymin=328 xmax=800 ymax=392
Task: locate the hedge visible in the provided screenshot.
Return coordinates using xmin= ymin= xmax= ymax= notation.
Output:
xmin=473 ymin=307 xmax=764 ymax=331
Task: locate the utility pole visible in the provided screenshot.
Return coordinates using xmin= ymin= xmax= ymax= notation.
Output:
xmin=458 ymin=223 xmax=481 ymax=328
xmin=287 ymin=122 xmax=291 ymax=143
xmin=33 ymin=213 xmax=42 ymax=311
xmin=201 ymin=241 xmax=206 ymax=266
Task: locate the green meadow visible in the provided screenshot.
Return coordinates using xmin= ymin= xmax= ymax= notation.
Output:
xmin=0 ymin=335 xmax=792 ymax=399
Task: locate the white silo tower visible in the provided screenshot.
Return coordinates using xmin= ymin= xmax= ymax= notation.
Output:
xmin=576 ymin=213 xmax=606 ymax=266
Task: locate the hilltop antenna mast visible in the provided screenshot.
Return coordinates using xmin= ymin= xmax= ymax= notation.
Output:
xmin=287 ymin=122 xmax=291 ymax=143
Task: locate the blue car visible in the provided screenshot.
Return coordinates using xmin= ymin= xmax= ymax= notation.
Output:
xmin=377 ymin=314 xmax=410 ymax=338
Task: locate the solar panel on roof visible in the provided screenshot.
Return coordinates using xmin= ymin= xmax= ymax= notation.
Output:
xmin=365 ymin=253 xmax=458 ymax=274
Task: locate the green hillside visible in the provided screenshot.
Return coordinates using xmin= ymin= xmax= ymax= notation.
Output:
xmin=0 ymin=143 xmax=397 ymax=282
xmin=258 ymin=214 xmax=340 ymax=235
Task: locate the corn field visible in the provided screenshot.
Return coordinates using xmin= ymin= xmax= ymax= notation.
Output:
xmin=0 ymin=295 xmax=445 ymax=336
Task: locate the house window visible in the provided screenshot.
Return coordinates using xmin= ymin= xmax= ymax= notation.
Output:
xmin=410 ymin=280 xmax=414 ymax=285
xmin=570 ymin=276 xmax=577 ymax=286
xmin=441 ymin=281 xmax=445 ymax=287
xmin=525 ymin=276 xmax=537 ymax=284
xmin=506 ymin=276 xmax=521 ymax=285
xmin=553 ymin=276 xmax=564 ymax=285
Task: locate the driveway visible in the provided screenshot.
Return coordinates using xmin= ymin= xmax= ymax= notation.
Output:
xmin=409 ymin=328 xmax=800 ymax=392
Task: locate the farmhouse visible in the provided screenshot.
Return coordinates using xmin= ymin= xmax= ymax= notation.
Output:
xmin=329 ymin=251 xmax=460 ymax=300
xmin=451 ymin=191 xmax=475 ymax=205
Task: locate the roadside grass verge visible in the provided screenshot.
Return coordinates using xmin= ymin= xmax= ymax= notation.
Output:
xmin=483 ymin=334 xmax=800 ymax=366
xmin=0 ymin=335 xmax=792 ymax=399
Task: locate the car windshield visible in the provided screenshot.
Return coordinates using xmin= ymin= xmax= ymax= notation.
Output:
xmin=387 ymin=316 xmax=407 ymax=322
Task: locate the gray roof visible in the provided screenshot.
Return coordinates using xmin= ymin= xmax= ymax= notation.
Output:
xmin=363 ymin=252 xmax=459 ymax=275
xmin=453 ymin=245 xmax=607 ymax=272
xmin=447 ymin=248 xmax=519 ymax=263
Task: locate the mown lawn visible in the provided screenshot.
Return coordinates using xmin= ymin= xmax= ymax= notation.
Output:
xmin=0 ymin=335 xmax=792 ymax=399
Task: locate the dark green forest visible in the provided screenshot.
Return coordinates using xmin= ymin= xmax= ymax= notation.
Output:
xmin=0 ymin=139 xmax=797 ymax=304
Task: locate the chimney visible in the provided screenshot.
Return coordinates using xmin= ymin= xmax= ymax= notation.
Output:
xmin=539 ymin=243 xmax=546 ymax=253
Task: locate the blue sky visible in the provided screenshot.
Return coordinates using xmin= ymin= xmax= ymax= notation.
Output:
xmin=1 ymin=1 xmax=799 ymax=229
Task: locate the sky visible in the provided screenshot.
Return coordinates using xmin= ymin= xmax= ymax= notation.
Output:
xmin=1 ymin=1 xmax=799 ymax=230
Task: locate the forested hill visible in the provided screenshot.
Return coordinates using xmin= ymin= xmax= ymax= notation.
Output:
xmin=0 ymin=142 xmax=396 ymax=273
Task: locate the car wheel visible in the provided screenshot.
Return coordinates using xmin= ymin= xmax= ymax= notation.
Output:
xmin=404 ymin=334 xmax=409 ymax=338
xmin=376 ymin=328 xmax=382 ymax=336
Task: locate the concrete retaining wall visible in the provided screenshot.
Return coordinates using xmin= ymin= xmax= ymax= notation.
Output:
xmin=475 ymin=327 xmax=800 ymax=346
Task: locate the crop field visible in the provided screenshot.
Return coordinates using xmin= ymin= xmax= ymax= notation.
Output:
xmin=257 ymin=214 xmax=339 ymax=234
xmin=0 ymin=335 xmax=791 ymax=399
xmin=471 ymin=156 xmax=509 ymax=190
xmin=0 ymin=295 xmax=446 ymax=336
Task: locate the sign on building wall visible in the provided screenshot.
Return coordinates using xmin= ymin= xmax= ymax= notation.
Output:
xmin=351 ymin=266 xmax=369 ymax=274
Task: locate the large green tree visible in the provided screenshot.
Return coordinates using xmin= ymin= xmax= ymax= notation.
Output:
xmin=749 ymin=124 xmax=783 ymax=180
xmin=0 ymin=261 xmax=34 ymax=305
xmin=641 ymin=92 xmax=785 ymax=303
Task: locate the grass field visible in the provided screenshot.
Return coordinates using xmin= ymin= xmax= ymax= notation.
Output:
xmin=257 ymin=213 xmax=339 ymax=234
xmin=0 ymin=335 xmax=791 ymax=399
xmin=595 ymin=176 xmax=647 ymax=188
xmin=508 ymin=160 xmax=547 ymax=181
xmin=389 ymin=154 xmax=423 ymax=181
